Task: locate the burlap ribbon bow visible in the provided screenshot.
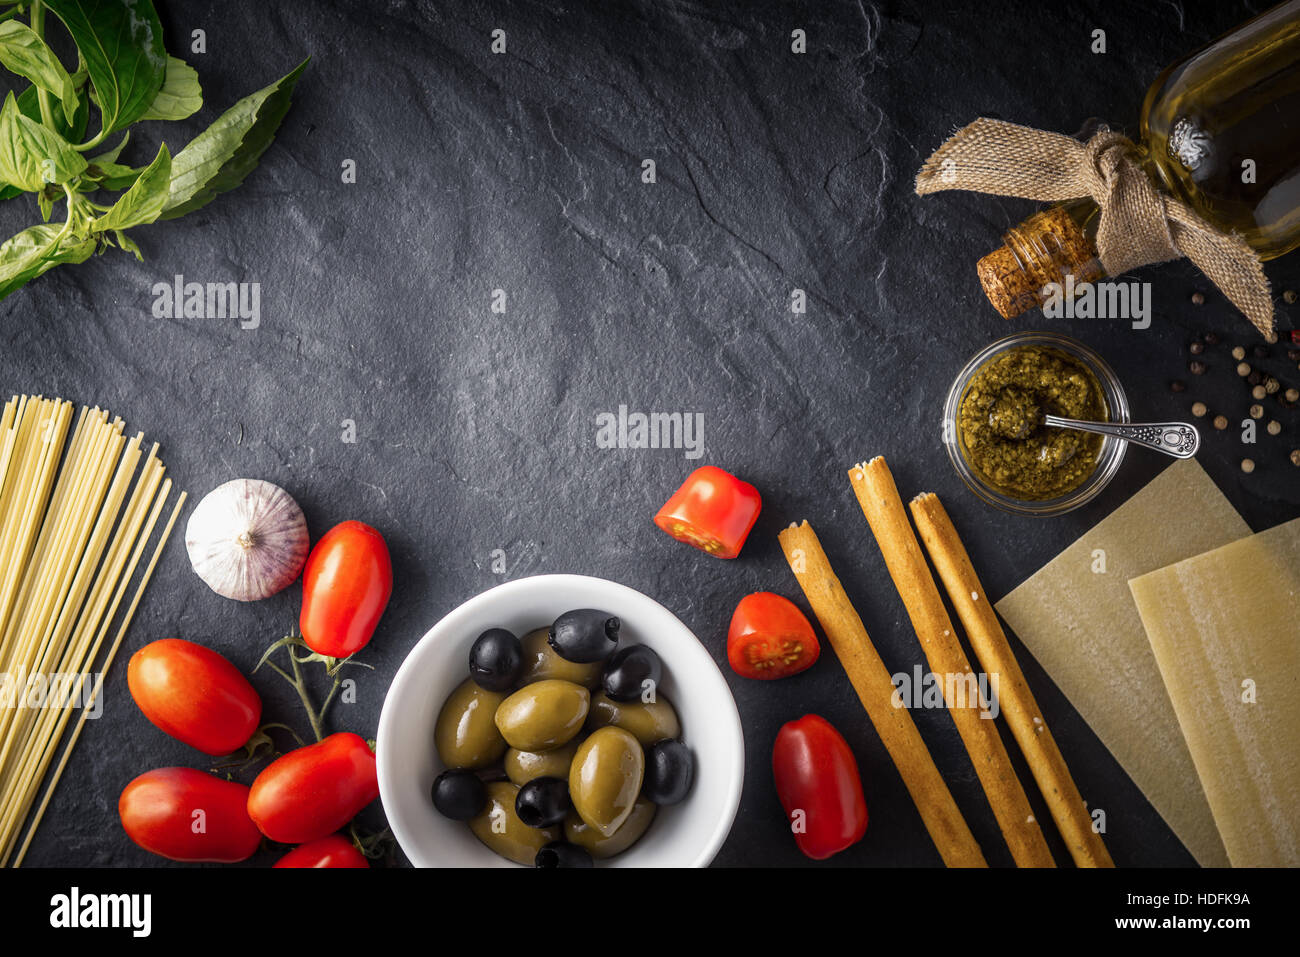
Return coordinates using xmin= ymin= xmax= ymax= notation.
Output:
xmin=915 ymin=118 xmax=1275 ymax=339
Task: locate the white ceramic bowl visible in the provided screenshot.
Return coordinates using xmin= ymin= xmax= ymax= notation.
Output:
xmin=377 ymin=574 xmax=745 ymax=867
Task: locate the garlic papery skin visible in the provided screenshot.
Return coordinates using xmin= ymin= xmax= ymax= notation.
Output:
xmin=186 ymin=479 xmax=309 ymax=601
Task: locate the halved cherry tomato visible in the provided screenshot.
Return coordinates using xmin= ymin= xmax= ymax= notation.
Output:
xmin=127 ymin=639 xmax=261 ymax=755
xmin=772 ymin=714 xmax=868 ymax=860
xmin=273 ymin=833 xmax=370 ymax=868
xmin=727 ymin=592 xmax=820 ymax=679
xmin=299 ymin=520 xmax=392 ymax=658
xmin=247 ymin=732 xmax=378 ymax=844
xmin=119 ymin=767 xmax=262 ymax=863
xmin=653 ymin=465 xmax=761 ymax=559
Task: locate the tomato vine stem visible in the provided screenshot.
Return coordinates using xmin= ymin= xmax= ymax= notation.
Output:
xmin=255 ymin=634 xmax=369 ymax=743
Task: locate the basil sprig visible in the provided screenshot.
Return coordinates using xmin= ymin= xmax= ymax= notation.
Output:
xmin=0 ymin=0 xmax=306 ymax=300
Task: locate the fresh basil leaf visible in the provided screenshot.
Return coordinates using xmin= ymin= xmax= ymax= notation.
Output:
xmin=0 ymin=222 xmax=96 ymax=300
xmin=0 ymin=20 xmax=80 ymax=125
xmin=44 ymin=0 xmax=166 ymax=137
xmin=0 ymin=92 xmax=87 ymax=191
xmin=110 ymin=229 xmax=142 ymax=260
xmin=161 ymin=58 xmax=307 ymax=220
xmin=0 ymin=184 xmax=20 ymax=201
xmin=82 ymin=158 xmax=141 ymax=192
xmin=0 ymin=94 xmax=31 ymax=190
xmin=139 ymin=56 xmax=200 ymax=122
xmin=16 ymin=81 xmax=88 ymax=144
xmin=93 ymin=143 xmax=168 ymax=232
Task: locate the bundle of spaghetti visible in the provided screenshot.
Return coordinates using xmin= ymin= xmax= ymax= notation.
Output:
xmin=0 ymin=395 xmax=186 ymax=866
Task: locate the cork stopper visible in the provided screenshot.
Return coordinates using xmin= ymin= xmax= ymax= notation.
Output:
xmin=977 ymin=245 xmax=1038 ymax=319
xmin=977 ymin=206 xmax=1103 ymax=319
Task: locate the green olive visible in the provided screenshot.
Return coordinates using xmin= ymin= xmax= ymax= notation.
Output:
xmin=504 ymin=740 xmax=580 ymax=786
xmin=519 ymin=627 xmax=603 ymax=689
xmin=494 ymin=679 xmax=590 ymax=752
xmin=564 ymin=797 xmax=656 ymax=859
xmin=586 ymin=691 xmax=680 ymax=747
xmin=435 ymin=679 xmax=508 ymax=769
xmin=569 ymin=725 xmax=644 ymax=837
xmin=468 ymin=781 xmax=560 ymax=865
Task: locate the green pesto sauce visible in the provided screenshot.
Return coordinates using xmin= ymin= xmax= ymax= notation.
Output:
xmin=958 ymin=345 xmax=1107 ymax=500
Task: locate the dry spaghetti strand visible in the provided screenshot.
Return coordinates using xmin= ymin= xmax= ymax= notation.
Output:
xmin=0 ymin=396 xmax=184 ymax=865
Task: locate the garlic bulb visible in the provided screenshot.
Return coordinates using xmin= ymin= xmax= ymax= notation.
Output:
xmin=185 ymin=479 xmax=309 ymax=601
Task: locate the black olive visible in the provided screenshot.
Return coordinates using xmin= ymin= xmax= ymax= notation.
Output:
xmin=548 ymin=609 xmax=620 ymax=663
xmin=431 ymin=769 xmax=487 ymax=820
xmin=535 ymin=841 xmax=593 ymax=868
xmin=515 ymin=776 xmax=570 ymax=828
xmin=642 ymin=739 xmax=693 ymax=805
xmin=468 ymin=628 xmax=523 ymax=691
xmin=601 ymin=644 xmax=662 ymax=702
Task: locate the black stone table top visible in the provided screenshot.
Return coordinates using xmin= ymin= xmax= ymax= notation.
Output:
xmin=4 ymin=0 xmax=1296 ymax=868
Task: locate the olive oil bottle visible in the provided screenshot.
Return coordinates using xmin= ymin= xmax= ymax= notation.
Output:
xmin=980 ymin=0 xmax=1300 ymax=319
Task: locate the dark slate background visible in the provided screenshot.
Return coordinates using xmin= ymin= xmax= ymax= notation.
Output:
xmin=4 ymin=0 xmax=1297 ymax=868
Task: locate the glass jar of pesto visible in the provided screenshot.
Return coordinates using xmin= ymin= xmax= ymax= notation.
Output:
xmin=942 ymin=333 xmax=1130 ymax=515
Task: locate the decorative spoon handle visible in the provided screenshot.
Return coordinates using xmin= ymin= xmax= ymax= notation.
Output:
xmin=1042 ymin=416 xmax=1200 ymax=459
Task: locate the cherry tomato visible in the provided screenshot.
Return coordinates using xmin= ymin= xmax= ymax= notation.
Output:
xmin=727 ymin=592 xmax=821 ymax=679
xmin=119 ymin=767 xmax=262 ymax=863
xmin=247 ymin=732 xmax=378 ymax=844
xmin=273 ymin=833 xmax=369 ymax=868
xmin=299 ymin=520 xmax=392 ymax=658
xmin=653 ymin=465 xmax=761 ymax=559
xmin=772 ymin=714 xmax=868 ymax=860
xmin=127 ymin=639 xmax=261 ymax=756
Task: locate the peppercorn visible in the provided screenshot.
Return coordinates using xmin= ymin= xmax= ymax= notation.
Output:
xmin=1232 ymin=346 xmax=1247 ymax=360
xmin=1237 ymin=362 xmax=1251 ymax=376
xmin=1250 ymin=404 xmax=1265 ymax=419
xmin=1203 ymin=331 xmax=1220 ymax=346
xmin=1267 ymin=420 xmax=1282 ymax=436
xmin=1291 ymin=449 xmax=1300 ymax=467
xmin=1252 ymin=385 xmax=1267 ymax=400
xmin=1191 ymin=401 xmax=1207 ymax=418
xmin=1190 ymin=360 xmax=1208 ymax=375
xmin=1284 ymin=289 xmax=1298 ymax=305
xmin=1288 ymin=349 xmax=1300 ymax=362
xmin=1189 ymin=341 xmax=1204 ymax=355
xmin=1287 ymin=388 xmax=1300 ymax=403
xmin=1247 ymin=369 xmax=1264 ymax=386
xmin=1170 ymin=380 xmax=1186 ymax=393
xmin=1214 ymin=415 xmax=1229 ymax=430
xmin=1253 ymin=344 xmax=1270 ymax=359
xmin=1241 ymin=458 xmax=1256 ymax=473
xmin=1265 ymin=376 xmax=1280 ymax=394
xmin=1191 ymin=292 xmax=1205 ymax=305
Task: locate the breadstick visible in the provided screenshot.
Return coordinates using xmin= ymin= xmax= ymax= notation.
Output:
xmin=849 ymin=457 xmax=1054 ymax=867
xmin=778 ymin=520 xmax=987 ymax=867
xmin=910 ymin=491 xmax=1114 ymax=868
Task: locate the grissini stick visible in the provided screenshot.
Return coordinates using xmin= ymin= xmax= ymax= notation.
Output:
xmin=849 ymin=456 xmax=1055 ymax=868
xmin=778 ymin=520 xmax=987 ymax=867
xmin=910 ymin=491 xmax=1114 ymax=868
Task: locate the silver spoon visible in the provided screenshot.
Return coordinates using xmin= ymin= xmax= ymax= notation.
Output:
xmin=1043 ymin=415 xmax=1200 ymax=458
